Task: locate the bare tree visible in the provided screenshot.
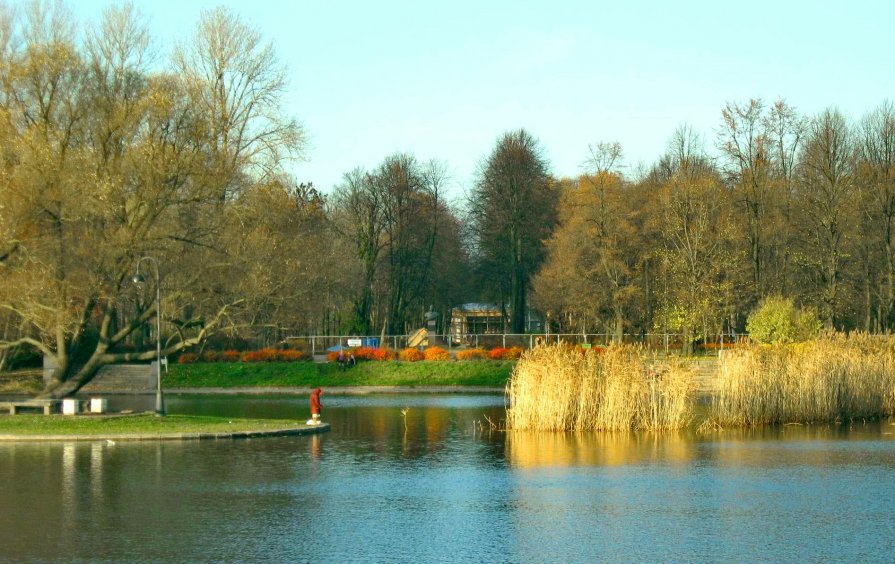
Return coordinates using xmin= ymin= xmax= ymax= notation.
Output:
xmin=856 ymin=101 xmax=895 ymax=329
xmin=174 ymin=6 xmax=304 ymax=194
xmin=655 ymin=127 xmax=735 ymax=351
xmin=718 ymin=99 xmax=772 ymax=299
xmin=795 ymin=109 xmax=856 ymax=328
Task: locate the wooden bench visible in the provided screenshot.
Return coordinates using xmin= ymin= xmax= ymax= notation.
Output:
xmin=0 ymin=399 xmax=61 ymax=415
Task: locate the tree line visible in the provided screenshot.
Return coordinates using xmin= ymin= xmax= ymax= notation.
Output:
xmin=0 ymin=2 xmax=893 ymax=394
xmin=535 ymin=100 xmax=895 ymax=349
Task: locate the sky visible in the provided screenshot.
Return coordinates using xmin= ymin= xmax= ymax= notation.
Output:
xmin=69 ymin=0 xmax=895 ymax=199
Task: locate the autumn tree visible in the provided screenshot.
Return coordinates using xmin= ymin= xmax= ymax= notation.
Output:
xmin=221 ymin=179 xmax=350 ymax=343
xmin=468 ymin=129 xmax=557 ymax=333
xmin=0 ymin=3 xmax=304 ymax=396
xmin=652 ymin=127 xmax=736 ymax=350
xmin=533 ymin=143 xmax=641 ymax=339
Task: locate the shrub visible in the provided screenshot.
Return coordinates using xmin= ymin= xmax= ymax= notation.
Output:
xmin=489 ymin=347 xmax=523 ymax=360
xmin=353 ymin=347 xmax=379 ymax=361
xmin=241 ymin=348 xmax=280 ymax=362
xmin=424 ymin=346 xmax=451 ymax=361
xmin=489 ymin=347 xmax=508 ymax=360
xmin=503 ymin=346 xmax=524 ymax=360
xmin=277 ymin=349 xmax=310 ymax=362
xmin=456 ymin=348 xmax=488 ymax=361
xmin=200 ymin=351 xmax=219 ymax=363
xmin=219 ymin=350 xmax=241 ymax=362
xmin=372 ymin=348 xmax=397 ymax=361
xmin=400 ymin=348 xmax=425 ymax=362
xmin=350 ymin=347 xmax=396 ymax=361
xmin=746 ymin=296 xmax=822 ymax=344
xmin=177 ymin=353 xmax=199 ymax=364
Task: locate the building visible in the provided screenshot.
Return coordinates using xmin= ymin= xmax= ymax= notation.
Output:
xmin=449 ymin=303 xmax=544 ymax=343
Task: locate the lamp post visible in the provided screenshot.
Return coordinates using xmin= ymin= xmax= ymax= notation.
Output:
xmin=133 ymin=256 xmax=164 ymax=415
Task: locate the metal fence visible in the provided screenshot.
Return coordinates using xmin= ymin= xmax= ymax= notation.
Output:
xmin=284 ymin=332 xmax=746 ymax=356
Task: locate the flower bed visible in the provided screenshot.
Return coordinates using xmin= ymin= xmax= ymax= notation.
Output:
xmin=489 ymin=346 xmax=523 ymax=360
xmin=179 ymin=348 xmax=310 ymax=364
xmin=400 ymin=348 xmax=425 ymax=362
xmin=456 ymin=348 xmax=488 ymax=360
xmin=423 ymin=346 xmax=451 ymax=361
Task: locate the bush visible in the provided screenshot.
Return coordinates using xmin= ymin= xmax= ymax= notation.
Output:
xmin=219 ymin=350 xmax=241 ymax=362
xmin=177 ymin=353 xmax=199 ymax=364
xmin=456 ymin=348 xmax=488 ymax=361
xmin=490 ymin=347 xmax=523 ymax=360
xmin=277 ymin=349 xmax=310 ymax=362
xmin=200 ymin=351 xmax=219 ymax=362
xmin=241 ymin=348 xmax=280 ymax=362
xmin=746 ymin=296 xmax=822 ymax=344
xmin=424 ymin=346 xmax=451 ymax=361
xmin=372 ymin=348 xmax=397 ymax=361
xmin=352 ymin=347 xmax=379 ymax=361
xmin=489 ymin=347 xmax=508 ymax=360
xmin=503 ymin=346 xmax=524 ymax=360
xmin=400 ymin=348 xmax=425 ymax=362
xmin=352 ymin=347 xmax=396 ymax=361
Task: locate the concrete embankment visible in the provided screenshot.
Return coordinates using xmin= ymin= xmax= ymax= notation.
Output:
xmin=0 ymin=421 xmax=330 ymax=442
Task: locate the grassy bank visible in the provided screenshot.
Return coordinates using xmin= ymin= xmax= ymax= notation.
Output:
xmin=0 ymin=414 xmax=310 ymax=436
xmin=507 ymin=345 xmax=696 ymax=431
xmin=166 ymin=360 xmax=515 ymax=388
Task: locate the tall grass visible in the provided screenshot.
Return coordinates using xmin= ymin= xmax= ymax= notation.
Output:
xmin=506 ymin=345 xmax=696 ymax=431
xmin=712 ymin=334 xmax=895 ymax=425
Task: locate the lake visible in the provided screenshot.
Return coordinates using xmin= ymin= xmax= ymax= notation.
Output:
xmin=1 ymin=393 xmax=894 ymax=562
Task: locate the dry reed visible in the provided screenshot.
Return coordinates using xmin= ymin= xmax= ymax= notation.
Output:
xmin=711 ymin=333 xmax=895 ymax=426
xmin=506 ymin=344 xmax=696 ymax=431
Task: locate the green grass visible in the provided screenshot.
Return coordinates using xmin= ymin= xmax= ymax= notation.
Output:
xmin=0 ymin=414 xmax=309 ymax=436
xmin=166 ymin=360 xmax=515 ymax=388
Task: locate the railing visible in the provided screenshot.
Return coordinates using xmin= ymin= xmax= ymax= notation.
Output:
xmin=283 ymin=332 xmax=746 ymax=356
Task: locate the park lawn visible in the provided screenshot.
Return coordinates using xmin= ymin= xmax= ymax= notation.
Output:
xmin=0 ymin=414 xmax=307 ymax=436
xmin=166 ymin=360 xmax=515 ymax=388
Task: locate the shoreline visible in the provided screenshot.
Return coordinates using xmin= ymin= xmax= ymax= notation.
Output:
xmin=0 ymin=413 xmax=331 ymax=442
xmin=0 ymin=423 xmax=330 ymax=442
xmin=165 ymin=385 xmax=506 ymax=395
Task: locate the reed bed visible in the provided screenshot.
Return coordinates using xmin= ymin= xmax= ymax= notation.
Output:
xmin=712 ymin=334 xmax=895 ymax=426
xmin=506 ymin=344 xmax=696 ymax=431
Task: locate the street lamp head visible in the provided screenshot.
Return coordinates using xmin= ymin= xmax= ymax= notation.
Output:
xmin=132 ymin=273 xmax=146 ymax=285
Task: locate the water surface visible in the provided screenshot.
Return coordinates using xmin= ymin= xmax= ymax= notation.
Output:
xmin=1 ymin=393 xmax=893 ymax=562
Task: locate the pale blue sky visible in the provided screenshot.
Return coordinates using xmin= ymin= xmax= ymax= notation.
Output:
xmin=70 ymin=0 xmax=894 ymax=198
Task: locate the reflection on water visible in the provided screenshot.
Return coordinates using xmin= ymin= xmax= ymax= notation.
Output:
xmin=1 ymin=394 xmax=893 ymax=562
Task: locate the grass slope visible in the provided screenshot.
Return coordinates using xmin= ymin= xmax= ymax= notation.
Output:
xmin=166 ymin=360 xmax=515 ymax=388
